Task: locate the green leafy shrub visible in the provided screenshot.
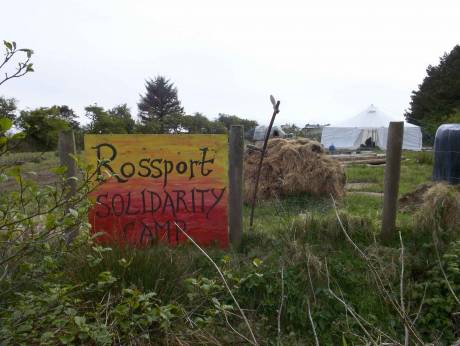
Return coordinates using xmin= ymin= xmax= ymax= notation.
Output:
xmin=414 ymin=241 xmax=460 ymax=343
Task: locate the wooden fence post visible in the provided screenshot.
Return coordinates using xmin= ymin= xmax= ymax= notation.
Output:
xmin=59 ymin=130 xmax=77 ymax=196
xmin=59 ymin=130 xmax=78 ymax=242
xmin=229 ymin=125 xmax=244 ymax=248
xmin=380 ymin=121 xmax=404 ymax=243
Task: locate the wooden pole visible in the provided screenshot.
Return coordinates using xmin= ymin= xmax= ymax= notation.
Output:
xmin=58 ymin=130 xmax=78 ymax=243
xmin=58 ymin=130 xmax=77 ymax=196
xmin=249 ymin=96 xmax=280 ymax=227
xmin=381 ymin=122 xmax=404 ymax=243
xmin=228 ymin=125 xmax=244 ymax=248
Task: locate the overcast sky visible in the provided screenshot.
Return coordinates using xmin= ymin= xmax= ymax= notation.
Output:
xmin=1 ymin=0 xmax=459 ymax=126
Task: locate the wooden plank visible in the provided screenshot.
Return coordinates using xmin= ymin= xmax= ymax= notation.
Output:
xmin=84 ymin=134 xmax=229 ymax=248
xmin=331 ymin=154 xmax=386 ymax=162
xmin=343 ymin=158 xmax=386 ymax=165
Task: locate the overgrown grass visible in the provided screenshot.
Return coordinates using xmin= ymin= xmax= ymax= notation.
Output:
xmin=59 ymin=209 xmax=398 ymax=344
xmin=0 ymin=151 xmax=58 ymax=171
xmin=4 ymin=148 xmax=458 ymax=345
xmin=346 ymin=164 xmax=384 ymax=185
xmin=345 ymin=150 xmax=433 ymax=196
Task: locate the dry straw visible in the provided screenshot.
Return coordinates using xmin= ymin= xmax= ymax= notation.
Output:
xmin=244 ymin=138 xmax=346 ymax=202
xmin=414 ymin=182 xmax=460 ymax=234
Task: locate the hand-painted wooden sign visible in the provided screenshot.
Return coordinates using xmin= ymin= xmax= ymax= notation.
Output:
xmin=84 ymin=134 xmax=228 ymax=248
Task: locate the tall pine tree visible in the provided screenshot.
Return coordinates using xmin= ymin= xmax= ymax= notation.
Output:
xmin=137 ymin=76 xmax=184 ymax=133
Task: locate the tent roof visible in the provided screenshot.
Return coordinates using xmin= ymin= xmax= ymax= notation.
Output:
xmin=332 ymin=104 xmax=418 ymax=128
xmin=253 ymin=125 xmax=286 ymax=141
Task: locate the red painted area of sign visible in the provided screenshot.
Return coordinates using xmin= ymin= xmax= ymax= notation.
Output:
xmin=89 ymin=178 xmax=228 ymax=248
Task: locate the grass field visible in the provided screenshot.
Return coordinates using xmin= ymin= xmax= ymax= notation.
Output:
xmin=4 ymin=148 xmax=454 ymax=345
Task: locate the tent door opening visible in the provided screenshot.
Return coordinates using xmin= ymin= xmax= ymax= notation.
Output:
xmin=357 ymin=128 xmax=379 ymax=149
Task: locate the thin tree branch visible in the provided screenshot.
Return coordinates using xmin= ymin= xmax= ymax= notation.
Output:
xmin=433 ymin=229 xmax=460 ymax=305
xmin=277 ymin=265 xmax=285 ymax=346
xmin=330 ymin=194 xmax=425 ymax=344
xmin=399 ymin=232 xmax=409 ymax=346
xmin=174 ymin=222 xmax=258 ymax=346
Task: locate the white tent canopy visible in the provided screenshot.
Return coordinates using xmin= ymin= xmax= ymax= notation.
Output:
xmin=253 ymin=125 xmax=286 ymax=141
xmin=321 ymin=105 xmax=422 ymax=151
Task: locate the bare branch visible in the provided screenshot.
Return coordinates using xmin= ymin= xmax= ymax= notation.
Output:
xmin=399 ymin=232 xmax=409 ymax=346
xmin=330 ymin=194 xmax=425 ymax=344
xmin=325 ymin=260 xmax=379 ymax=345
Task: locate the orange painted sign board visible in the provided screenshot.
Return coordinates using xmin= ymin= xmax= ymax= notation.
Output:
xmin=84 ymin=134 xmax=228 ymax=248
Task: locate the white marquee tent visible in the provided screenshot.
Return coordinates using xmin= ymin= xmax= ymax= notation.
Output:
xmin=320 ymin=105 xmax=422 ymax=151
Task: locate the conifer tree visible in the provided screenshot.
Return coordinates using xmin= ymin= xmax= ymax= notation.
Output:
xmin=137 ymin=76 xmax=184 ymax=133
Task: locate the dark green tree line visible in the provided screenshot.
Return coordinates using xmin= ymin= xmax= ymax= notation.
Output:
xmin=6 ymin=71 xmax=259 ymax=150
xmin=15 ymin=106 xmax=76 ymax=151
xmin=84 ymin=104 xmax=135 ymax=135
xmin=405 ymin=45 xmax=460 ymax=142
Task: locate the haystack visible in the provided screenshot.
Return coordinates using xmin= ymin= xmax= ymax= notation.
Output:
xmin=414 ymin=183 xmax=460 ymax=234
xmin=244 ymin=138 xmax=346 ymax=202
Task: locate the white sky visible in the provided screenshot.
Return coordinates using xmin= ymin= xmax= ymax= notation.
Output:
xmin=1 ymin=0 xmax=459 ymax=126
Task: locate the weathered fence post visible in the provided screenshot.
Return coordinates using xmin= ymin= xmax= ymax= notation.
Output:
xmin=228 ymin=125 xmax=244 ymax=248
xmin=380 ymin=121 xmax=404 ymax=243
xmin=59 ymin=130 xmax=77 ymax=196
xmin=59 ymin=130 xmax=78 ymax=242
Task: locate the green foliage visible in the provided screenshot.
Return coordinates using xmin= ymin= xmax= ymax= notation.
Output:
xmin=0 ymin=265 xmax=183 ymax=345
xmin=108 ymin=104 xmax=135 ymax=133
xmin=182 ymin=112 xmax=211 ymax=133
xmin=138 ymin=76 xmax=185 ymax=133
xmin=15 ymin=106 xmax=75 ymax=151
xmin=85 ymin=103 xmax=135 ymax=135
xmin=0 ymin=96 xmax=17 ymax=121
xmin=281 ymin=123 xmax=303 ymax=137
xmin=134 ymin=118 xmax=162 ymax=134
xmin=217 ymin=113 xmax=258 ymax=133
xmin=414 ymin=241 xmax=460 ymax=343
xmin=182 ymin=112 xmax=227 ymax=134
xmin=405 ymin=45 xmax=460 ymax=142
xmin=0 ymin=165 xmax=94 ymax=289
xmin=0 ymin=117 xmax=12 ymax=133
xmin=0 ymin=118 xmax=13 ymax=154
xmin=0 ymin=125 xmax=457 ymax=344
xmin=1 ymin=40 xmax=34 ymax=86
